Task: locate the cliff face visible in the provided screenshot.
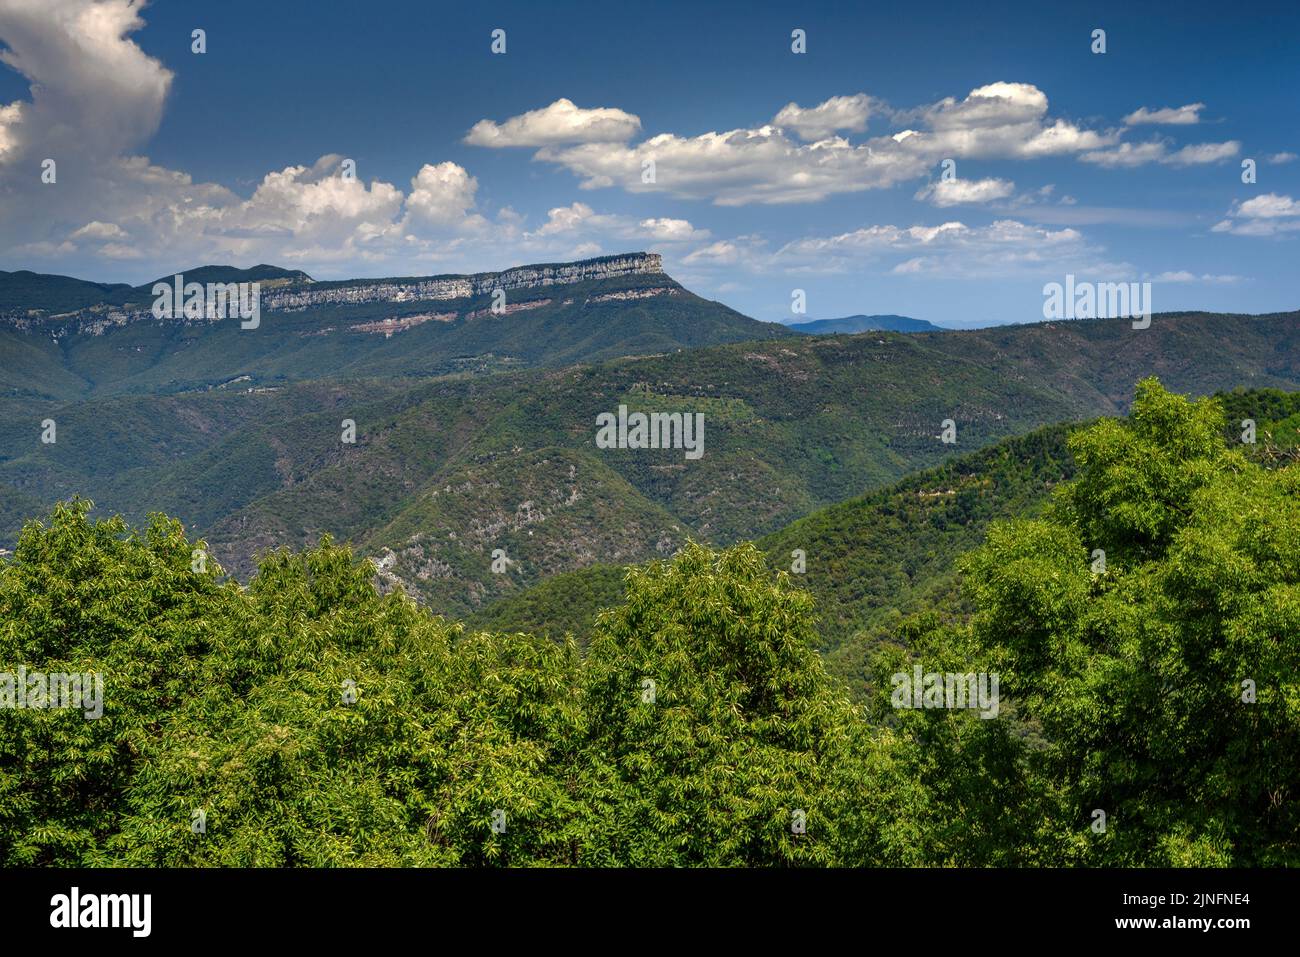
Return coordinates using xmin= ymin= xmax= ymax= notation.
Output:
xmin=1 ymin=253 xmax=668 ymax=334
xmin=261 ymin=253 xmax=665 ymax=311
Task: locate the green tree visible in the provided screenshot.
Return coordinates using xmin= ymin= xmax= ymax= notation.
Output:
xmin=0 ymin=499 xmax=225 ymax=864
xmin=957 ymin=379 xmax=1299 ymax=864
xmin=580 ymin=542 xmax=919 ymax=866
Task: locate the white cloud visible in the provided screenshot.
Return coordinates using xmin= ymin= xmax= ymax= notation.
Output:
xmin=773 ymin=94 xmax=878 ymax=141
xmin=483 ymin=82 xmax=1113 ymax=206
xmin=1149 ymin=270 xmax=1242 ymax=283
xmin=535 ymin=127 xmax=929 ymax=205
xmin=901 ymin=82 xmax=1113 ymax=158
xmin=1212 ymin=193 xmax=1300 ymax=236
xmin=1236 ymin=193 xmax=1300 ymax=218
xmin=914 ymin=176 xmax=1015 ymax=207
xmin=683 ymin=236 xmax=766 ymax=267
xmin=0 ymin=0 xmax=171 ymax=165
xmin=0 ymin=100 xmax=23 ymax=159
xmin=638 ymin=217 xmax=709 ymax=241
xmin=1123 ymin=103 xmax=1204 ymax=126
xmin=533 ymin=201 xmax=603 ymax=235
xmin=909 ymin=82 xmax=1048 ymax=130
xmin=403 ymin=162 xmax=485 ymax=230
xmin=684 ymin=240 xmax=743 ymax=265
xmin=530 ymin=202 xmax=707 ymax=246
xmin=1165 ymin=141 xmax=1241 ymax=166
xmin=768 ymin=218 xmax=1121 ymax=279
xmin=1081 ymin=138 xmax=1240 ymax=168
xmin=70 ymin=220 xmax=127 ymax=241
xmin=1266 ymin=151 xmax=1297 ymax=165
xmin=1080 ymin=141 xmax=1169 ymax=168
xmin=15 ymin=239 xmax=76 ymax=257
xmin=891 ymin=257 xmax=927 ymax=274
xmin=165 ymin=154 xmax=409 ymax=265
xmin=464 ymin=98 xmax=641 ymax=147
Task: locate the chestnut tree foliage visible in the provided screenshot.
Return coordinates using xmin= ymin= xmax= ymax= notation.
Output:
xmin=1 ymin=380 xmax=1295 ymax=866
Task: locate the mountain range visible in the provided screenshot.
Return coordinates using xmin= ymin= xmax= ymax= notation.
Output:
xmin=2 ymin=252 xmax=1298 ymax=647
xmin=0 ymin=254 xmax=791 ymax=398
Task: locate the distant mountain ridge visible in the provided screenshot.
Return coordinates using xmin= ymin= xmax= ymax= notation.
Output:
xmin=0 ymin=269 xmax=132 ymax=313
xmin=0 ymin=252 xmax=793 ymax=398
xmin=0 ymin=264 xmax=308 ymax=315
xmin=143 ymin=264 xmax=311 ymax=295
xmin=0 ymin=254 xmax=665 ymax=320
xmin=787 ymin=314 xmax=944 ymax=334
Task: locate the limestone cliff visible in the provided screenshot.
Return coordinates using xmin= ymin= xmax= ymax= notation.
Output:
xmin=261 ymin=253 xmax=665 ymax=311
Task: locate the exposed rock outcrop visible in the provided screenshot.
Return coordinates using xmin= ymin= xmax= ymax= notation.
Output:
xmin=1 ymin=253 xmax=667 ymax=334
xmin=262 ymin=253 xmax=664 ymax=312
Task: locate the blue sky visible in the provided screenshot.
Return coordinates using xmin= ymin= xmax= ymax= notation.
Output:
xmin=0 ymin=0 xmax=1297 ymax=326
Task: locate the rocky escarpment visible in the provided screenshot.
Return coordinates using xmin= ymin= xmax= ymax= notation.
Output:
xmin=261 ymin=253 xmax=665 ymax=311
xmin=1 ymin=253 xmax=668 ymax=334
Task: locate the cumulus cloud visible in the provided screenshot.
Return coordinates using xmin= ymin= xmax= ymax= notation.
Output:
xmin=534 ymin=126 xmax=929 ymax=205
xmin=0 ymin=0 xmax=172 ymax=164
xmin=900 ymin=82 xmax=1113 ymax=158
xmin=403 ymin=161 xmax=485 ymax=229
xmin=464 ymin=98 xmax=641 ymax=147
xmin=476 ymin=83 xmax=1113 ymax=206
xmin=1123 ymin=103 xmax=1204 ymax=126
xmin=773 ymin=94 xmax=878 ymax=141
xmin=533 ymin=201 xmax=609 ymax=236
xmin=142 ymin=154 xmax=411 ymax=267
xmin=914 ymin=176 xmax=1015 ymax=207
xmin=1212 ymin=193 xmax=1300 ymax=236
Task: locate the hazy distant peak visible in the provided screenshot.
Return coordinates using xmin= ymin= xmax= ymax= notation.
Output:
xmin=787 ymin=314 xmax=945 ymax=334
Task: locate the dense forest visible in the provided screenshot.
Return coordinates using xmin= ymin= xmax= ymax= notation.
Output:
xmin=2 ymin=380 xmax=1296 ymax=866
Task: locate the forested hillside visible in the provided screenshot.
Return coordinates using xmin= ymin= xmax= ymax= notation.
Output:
xmin=469 ymin=386 xmax=1300 ymax=694
xmin=5 ymin=308 xmax=1299 ymax=622
xmin=0 ymin=331 xmax=1083 ymax=610
xmin=3 ymin=381 xmax=1295 ymax=866
xmin=467 ymin=423 xmax=1080 ymax=652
